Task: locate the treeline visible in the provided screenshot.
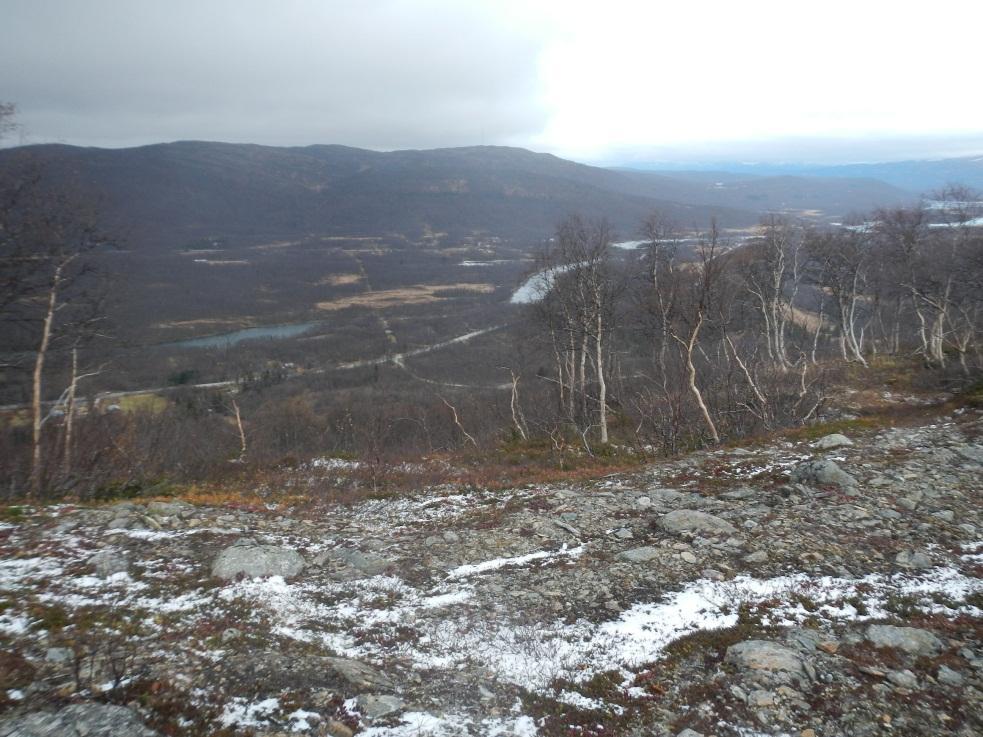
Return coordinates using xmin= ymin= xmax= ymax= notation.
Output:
xmin=520 ymin=189 xmax=982 ymax=454
xmin=2 ymin=110 xmax=982 ymax=500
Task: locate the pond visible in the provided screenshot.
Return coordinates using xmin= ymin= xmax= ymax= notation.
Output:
xmin=161 ymin=321 xmax=322 ymax=350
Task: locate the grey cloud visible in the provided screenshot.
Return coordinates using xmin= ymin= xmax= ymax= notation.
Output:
xmin=1 ymin=0 xmax=547 ymax=149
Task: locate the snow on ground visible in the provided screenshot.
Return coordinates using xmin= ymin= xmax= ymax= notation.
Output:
xmin=510 ymin=265 xmax=577 ymax=304
xmin=215 ymin=549 xmax=982 ymax=695
xmin=361 ymin=712 xmax=538 ymax=737
xmin=446 ymin=545 xmax=584 ymax=578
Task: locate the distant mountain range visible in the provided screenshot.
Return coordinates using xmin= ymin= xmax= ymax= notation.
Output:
xmin=619 ymin=155 xmax=983 ymax=194
xmin=0 ymin=141 xmax=926 ymax=249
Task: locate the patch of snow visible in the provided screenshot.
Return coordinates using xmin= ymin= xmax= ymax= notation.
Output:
xmin=309 ymin=457 xmax=362 ymax=471
xmin=556 ymin=690 xmax=622 ymax=714
xmin=447 ymin=545 xmax=585 ymax=579
xmin=287 ymin=708 xmax=321 ymax=732
xmin=611 ymin=240 xmax=648 ymax=250
xmin=219 ymin=696 xmax=281 ymax=728
xmin=362 ymin=712 xmax=538 ymax=737
xmin=510 ymin=264 xmax=578 ymax=304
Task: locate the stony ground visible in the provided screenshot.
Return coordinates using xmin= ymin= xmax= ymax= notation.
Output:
xmin=1 ymin=401 xmax=981 ymax=737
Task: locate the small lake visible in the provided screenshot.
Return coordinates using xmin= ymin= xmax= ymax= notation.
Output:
xmin=162 ymin=321 xmax=322 ymax=350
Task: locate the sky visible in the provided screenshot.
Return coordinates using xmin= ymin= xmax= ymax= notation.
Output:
xmin=2 ymin=0 xmax=982 ymax=164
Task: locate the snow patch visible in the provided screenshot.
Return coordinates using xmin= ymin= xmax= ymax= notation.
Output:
xmin=447 ymin=545 xmax=584 ymax=578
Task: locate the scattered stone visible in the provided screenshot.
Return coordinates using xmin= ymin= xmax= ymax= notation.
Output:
xmin=895 ymin=550 xmax=932 ymax=569
xmin=146 ymin=501 xmax=187 ymax=517
xmin=324 ymin=719 xmax=355 ymax=737
xmin=44 ymin=647 xmax=72 ymax=664
xmin=865 ymin=625 xmax=944 ymax=657
xmin=658 ymin=509 xmax=737 ymax=536
xmin=748 ymin=689 xmax=776 ymax=707
xmin=936 ymin=664 xmax=964 ymax=686
xmin=886 ymin=669 xmax=919 ymax=690
xmin=954 ymin=444 xmax=983 ymax=464
xmin=680 ymin=551 xmax=698 ymax=564
xmin=726 ymin=641 xmax=806 ymax=679
xmin=315 ymin=548 xmax=392 ymax=578
xmin=88 ymin=549 xmax=129 ymax=578
xmin=325 ymin=657 xmax=395 ymax=692
xmin=814 ymin=433 xmax=854 ymax=450
xmin=0 ymin=703 xmax=159 ymax=736
xmin=721 ymin=486 xmax=756 ymax=501
xmin=211 ymin=543 xmax=305 ymax=580
xmin=744 ymin=550 xmax=768 ymax=565
xmin=356 ymin=694 xmax=405 ymax=719
xmin=618 ymin=546 xmax=663 ymax=563
xmin=790 ymin=459 xmax=858 ymax=489
xmin=676 ymin=730 xmax=704 ymax=737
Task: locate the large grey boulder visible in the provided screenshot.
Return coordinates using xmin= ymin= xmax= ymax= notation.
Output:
xmin=0 ymin=703 xmax=158 ymax=737
xmin=356 ymin=694 xmax=406 ymax=719
xmin=790 ymin=459 xmax=858 ymax=489
xmin=212 ymin=543 xmax=305 ymax=580
xmin=865 ymin=625 xmax=944 ymax=657
xmin=726 ymin=640 xmax=807 ymax=679
xmin=88 ymin=549 xmax=129 ymax=578
xmin=658 ymin=509 xmax=737 ymax=536
xmin=814 ymin=433 xmax=854 ymax=450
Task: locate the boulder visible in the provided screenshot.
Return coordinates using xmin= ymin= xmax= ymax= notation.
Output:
xmin=88 ymin=549 xmax=129 ymax=578
xmin=617 ymin=546 xmax=663 ymax=563
xmin=865 ymin=625 xmax=943 ymax=657
xmin=658 ymin=509 xmax=737 ymax=536
xmin=314 ymin=548 xmax=391 ymax=579
xmin=356 ymin=694 xmax=405 ymax=719
xmin=894 ymin=550 xmax=932 ymax=569
xmin=725 ymin=640 xmax=806 ymax=679
xmin=0 ymin=703 xmax=159 ymax=737
xmin=212 ymin=543 xmax=305 ymax=580
xmin=790 ymin=459 xmax=858 ymax=489
xmin=814 ymin=433 xmax=854 ymax=450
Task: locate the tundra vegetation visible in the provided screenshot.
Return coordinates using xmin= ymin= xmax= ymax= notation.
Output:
xmin=0 ymin=101 xmax=982 ymax=500
xmin=1 ymin=192 xmax=981 ymax=499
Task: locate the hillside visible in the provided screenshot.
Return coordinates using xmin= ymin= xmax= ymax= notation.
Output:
xmin=0 ymin=143 xmax=924 ymax=253
xmin=625 ymin=155 xmax=983 ymax=195
xmin=1 ymin=392 xmax=980 ymax=736
xmin=0 ymin=142 xmax=760 ymax=248
xmin=615 ymin=169 xmax=916 ymax=214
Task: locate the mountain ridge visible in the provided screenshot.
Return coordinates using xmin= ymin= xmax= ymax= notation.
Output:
xmin=0 ymin=141 xmax=915 ymax=248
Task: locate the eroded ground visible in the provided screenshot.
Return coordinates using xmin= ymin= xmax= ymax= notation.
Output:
xmin=1 ymin=406 xmax=981 ymax=737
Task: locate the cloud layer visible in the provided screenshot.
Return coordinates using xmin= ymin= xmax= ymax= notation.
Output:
xmin=1 ymin=0 xmax=546 ymax=149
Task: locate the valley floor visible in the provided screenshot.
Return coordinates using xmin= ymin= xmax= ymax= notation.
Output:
xmin=1 ymin=399 xmax=981 ymax=737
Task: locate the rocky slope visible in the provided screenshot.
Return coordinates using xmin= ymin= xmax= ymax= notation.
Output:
xmin=1 ymin=405 xmax=981 ymax=737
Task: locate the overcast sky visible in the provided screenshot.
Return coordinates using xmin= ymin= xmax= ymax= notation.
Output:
xmin=2 ymin=0 xmax=982 ymax=163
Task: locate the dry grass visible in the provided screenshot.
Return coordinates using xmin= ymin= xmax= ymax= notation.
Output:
xmin=316 ymin=283 xmax=495 ymax=311
xmin=318 ymin=273 xmax=363 ymax=286
xmin=154 ymin=317 xmax=257 ymax=329
xmin=192 ymin=259 xmax=250 ymax=266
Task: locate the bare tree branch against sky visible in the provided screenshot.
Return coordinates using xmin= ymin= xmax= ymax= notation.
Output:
xmin=2 ymin=0 xmax=981 ymax=162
